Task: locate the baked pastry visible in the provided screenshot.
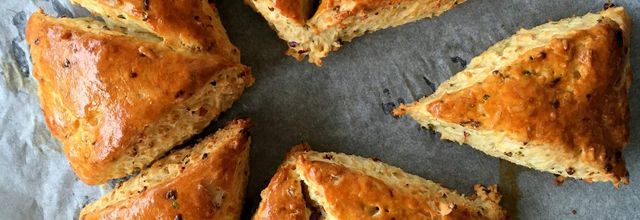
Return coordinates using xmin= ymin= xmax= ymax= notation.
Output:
xmin=246 ymin=0 xmax=466 ymax=66
xmin=394 ymin=7 xmax=632 ymax=186
xmin=80 ymin=119 xmax=251 ymax=220
xmin=253 ymin=144 xmax=506 ymax=219
xmin=69 ymin=0 xmax=239 ymax=56
xmin=25 ymin=6 xmax=253 ymax=184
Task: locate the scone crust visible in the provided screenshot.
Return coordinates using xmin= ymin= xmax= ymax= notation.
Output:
xmin=25 ymin=11 xmax=253 ymax=184
xmin=80 ymin=119 xmax=251 ymax=220
xmin=71 ymin=0 xmax=240 ymax=57
xmin=395 ymin=7 xmax=632 ymax=185
xmin=254 ymin=145 xmax=506 ymax=220
xmin=247 ymin=0 xmax=465 ymax=65
xmin=252 ymin=145 xmax=311 ymax=220
xmin=311 ymin=0 xmax=459 ymax=27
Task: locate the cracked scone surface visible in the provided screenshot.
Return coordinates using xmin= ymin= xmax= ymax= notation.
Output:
xmin=25 ymin=8 xmax=253 ymax=184
xmin=253 ymin=144 xmax=506 ymax=220
xmin=246 ymin=0 xmax=466 ymax=65
xmin=80 ymin=119 xmax=251 ymax=220
xmin=394 ymin=7 xmax=632 ymax=186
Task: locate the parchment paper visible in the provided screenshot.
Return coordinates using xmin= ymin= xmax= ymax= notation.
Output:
xmin=0 ymin=0 xmax=638 ymax=219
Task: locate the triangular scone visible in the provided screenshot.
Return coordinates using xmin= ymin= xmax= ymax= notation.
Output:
xmin=26 ymin=10 xmax=254 ymax=184
xmin=246 ymin=0 xmax=465 ymax=66
xmin=254 ymin=144 xmax=506 ymax=219
xmin=394 ymin=7 xmax=632 ymax=186
xmin=80 ymin=119 xmax=251 ymax=220
xmin=71 ymin=0 xmax=240 ymax=57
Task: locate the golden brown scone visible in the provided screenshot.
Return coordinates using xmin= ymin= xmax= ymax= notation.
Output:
xmin=70 ymin=0 xmax=240 ymax=57
xmin=394 ymin=7 xmax=632 ymax=186
xmin=246 ymin=0 xmax=466 ymax=66
xmin=253 ymin=144 xmax=507 ymax=220
xmin=80 ymin=119 xmax=251 ymax=220
xmin=26 ymin=10 xmax=254 ymax=184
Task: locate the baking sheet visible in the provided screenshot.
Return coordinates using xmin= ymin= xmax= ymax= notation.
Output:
xmin=0 ymin=0 xmax=638 ymax=219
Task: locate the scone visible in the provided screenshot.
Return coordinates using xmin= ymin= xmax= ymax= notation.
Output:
xmin=80 ymin=119 xmax=251 ymax=220
xmin=394 ymin=7 xmax=632 ymax=186
xmin=246 ymin=0 xmax=466 ymax=66
xmin=69 ymin=0 xmax=239 ymax=57
xmin=253 ymin=144 xmax=506 ymax=219
xmin=25 ymin=8 xmax=254 ymax=184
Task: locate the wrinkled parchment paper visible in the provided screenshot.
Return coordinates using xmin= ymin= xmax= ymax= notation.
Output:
xmin=0 ymin=0 xmax=639 ymax=219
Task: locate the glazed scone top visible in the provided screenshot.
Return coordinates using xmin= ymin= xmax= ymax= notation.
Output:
xmin=274 ymin=0 xmax=464 ymax=29
xmin=254 ymin=145 xmax=506 ymax=220
xmin=248 ymin=0 xmax=465 ymax=65
xmin=71 ymin=0 xmax=240 ymax=58
xmin=427 ymin=9 xmax=631 ymax=184
xmin=297 ymin=158 xmax=495 ymax=219
xmin=25 ymin=11 xmax=250 ymax=184
xmin=429 ymin=18 xmax=630 ymax=182
xmin=395 ymin=7 xmax=632 ymax=185
xmin=80 ymin=119 xmax=251 ymax=220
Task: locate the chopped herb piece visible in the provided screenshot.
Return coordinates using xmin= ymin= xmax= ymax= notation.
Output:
xmin=172 ymin=200 xmax=180 ymax=209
